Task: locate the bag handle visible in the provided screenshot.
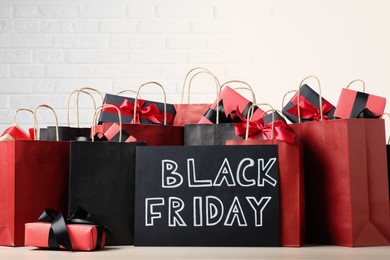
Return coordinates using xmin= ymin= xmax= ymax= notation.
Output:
xmin=75 ymin=87 xmax=104 ymax=128
xmin=92 ymin=104 xmax=122 ymax=142
xmin=13 ymin=108 xmax=34 ymax=125
xmin=133 ymin=81 xmax=167 ymax=125
xmin=297 ymin=75 xmax=323 ymax=123
xmin=383 ymin=112 xmax=390 ymax=144
xmin=263 ymin=108 xmax=289 ymax=122
xmin=181 ymin=67 xmax=219 ymax=104
xmin=67 ymin=89 xmax=97 ymax=128
xmin=281 ymin=90 xmax=298 ymax=110
xmin=116 ymin=89 xmax=140 ymax=97
xmin=245 ymin=103 xmax=275 ymax=140
xmin=34 ymin=104 xmax=59 ymax=141
xmin=184 ymin=70 xmax=220 ymax=104
xmin=346 ymin=79 xmax=366 ymax=92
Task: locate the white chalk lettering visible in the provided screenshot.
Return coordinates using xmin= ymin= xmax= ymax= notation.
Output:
xmin=213 ymin=158 xmax=236 ymax=187
xmin=145 ymin=198 xmax=164 ymax=226
xmin=168 ymin=197 xmax=187 ymax=227
xmin=206 ymin=196 xmax=224 ymax=226
xmin=246 ymin=196 xmax=272 ymax=227
xmin=257 ymin=158 xmax=277 ymax=187
xmin=162 ymin=160 xmax=183 ymax=188
xmin=188 ymin=158 xmax=212 ymax=187
xmin=224 ymin=196 xmax=247 ymax=226
xmin=236 ymin=158 xmax=256 ymax=187
xmin=193 ymin=196 xmax=202 ymax=227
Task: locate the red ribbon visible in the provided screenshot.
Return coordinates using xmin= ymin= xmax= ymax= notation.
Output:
xmin=287 ymin=95 xmax=333 ymax=121
xmin=103 ymin=99 xmax=173 ymax=124
xmin=234 ymin=112 xmax=296 ymax=144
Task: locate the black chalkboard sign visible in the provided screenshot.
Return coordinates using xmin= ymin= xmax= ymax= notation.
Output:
xmin=134 ymin=145 xmax=280 ymax=246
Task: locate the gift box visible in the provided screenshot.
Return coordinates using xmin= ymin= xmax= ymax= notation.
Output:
xmin=25 ymin=223 xmax=106 ymax=251
xmin=25 ymin=209 xmax=106 ymax=251
xmin=334 ymin=85 xmax=386 ymax=119
xmin=282 ymin=84 xmax=335 ymax=123
xmin=99 ymin=93 xmax=176 ymax=125
xmin=95 ymin=123 xmax=137 ymax=142
xmin=198 ymin=86 xmax=265 ymax=124
xmin=0 ymin=124 xmax=33 ymax=141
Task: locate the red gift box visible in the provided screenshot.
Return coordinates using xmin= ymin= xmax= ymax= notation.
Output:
xmin=25 ymin=222 xmax=106 ymax=251
xmin=0 ymin=124 xmax=33 ymax=141
xmin=96 ymin=123 xmax=137 ymax=142
xmin=198 ymin=86 xmax=265 ymax=124
xmin=334 ymin=81 xmax=386 ymax=119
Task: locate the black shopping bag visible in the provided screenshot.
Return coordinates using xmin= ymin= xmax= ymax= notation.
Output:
xmin=68 ymin=141 xmax=145 ymax=245
xmin=134 ymin=145 xmax=280 ymax=246
xmin=68 ymin=104 xmax=146 ymax=246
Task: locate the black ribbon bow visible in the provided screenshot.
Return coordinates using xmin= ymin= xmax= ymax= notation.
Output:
xmin=203 ymin=99 xmax=256 ymax=124
xmin=38 ymin=208 xmax=108 ymax=251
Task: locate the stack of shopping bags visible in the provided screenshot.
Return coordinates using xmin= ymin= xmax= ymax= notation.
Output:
xmin=0 ymin=69 xmax=389 ymax=251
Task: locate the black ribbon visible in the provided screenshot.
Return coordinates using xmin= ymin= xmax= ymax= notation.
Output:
xmin=203 ymin=99 xmax=255 ymax=124
xmin=38 ymin=208 xmax=109 ymax=251
xmin=356 ymin=108 xmax=381 ymax=119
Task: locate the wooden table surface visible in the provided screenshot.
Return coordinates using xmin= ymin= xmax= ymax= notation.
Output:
xmin=0 ymin=245 xmax=389 ymax=260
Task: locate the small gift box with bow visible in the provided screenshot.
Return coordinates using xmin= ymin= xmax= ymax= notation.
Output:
xmin=198 ymin=85 xmax=265 ymax=124
xmin=334 ymin=79 xmax=386 ymax=119
xmin=98 ymin=90 xmax=176 ymax=126
xmin=25 ymin=208 xmax=108 ymax=251
xmin=282 ymin=76 xmax=335 ymax=123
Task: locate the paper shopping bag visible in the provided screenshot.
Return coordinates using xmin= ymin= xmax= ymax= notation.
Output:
xmin=0 ymin=105 xmax=69 ymax=246
xmin=68 ymin=105 xmax=146 ymax=246
xmin=227 ymin=104 xmax=304 ymax=246
xmin=289 ymin=118 xmax=390 ymax=246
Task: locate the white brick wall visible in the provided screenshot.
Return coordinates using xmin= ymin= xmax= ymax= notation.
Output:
xmin=1 ymin=0 xmax=390 ymax=133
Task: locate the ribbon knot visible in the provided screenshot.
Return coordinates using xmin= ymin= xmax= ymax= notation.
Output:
xmin=287 ymin=95 xmax=333 ymax=121
xmin=234 ymin=114 xmax=296 ymax=144
xmin=120 ymin=99 xmax=171 ymax=124
xmin=38 ymin=208 xmax=109 ymax=251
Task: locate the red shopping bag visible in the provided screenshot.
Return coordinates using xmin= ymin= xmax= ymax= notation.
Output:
xmin=226 ymin=104 xmax=304 ymax=246
xmin=334 ymin=79 xmax=386 ymax=119
xmin=0 ymin=105 xmax=69 ymax=246
xmin=173 ymin=67 xmax=219 ymax=126
xmin=288 ymin=79 xmax=390 ymax=246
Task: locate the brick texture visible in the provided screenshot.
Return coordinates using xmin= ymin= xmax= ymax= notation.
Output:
xmin=1 ymin=0 xmax=388 ymax=133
